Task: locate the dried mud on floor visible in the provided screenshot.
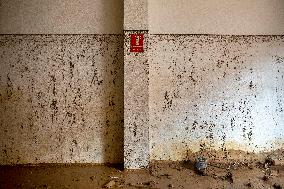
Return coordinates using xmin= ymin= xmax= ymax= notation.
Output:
xmin=0 ymin=161 xmax=283 ymax=189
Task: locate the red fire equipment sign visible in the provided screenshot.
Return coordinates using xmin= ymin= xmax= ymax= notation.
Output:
xmin=130 ymin=34 xmax=144 ymax=53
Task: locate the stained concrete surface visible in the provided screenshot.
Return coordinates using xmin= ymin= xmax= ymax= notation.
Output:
xmin=123 ymin=0 xmax=149 ymax=169
xmin=0 ymin=35 xmax=124 ymax=164
xmin=124 ymin=30 xmax=149 ymax=169
xmin=149 ymin=35 xmax=284 ymax=161
xmin=1 ymin=1 xmax=284 ymax=171
xmin=0 ymin=159 xmax=284 ymax=189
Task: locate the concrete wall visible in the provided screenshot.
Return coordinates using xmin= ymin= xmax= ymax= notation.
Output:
xmin=148 ymin=0 xmax=284 ymax=161
xmin=124 ymin=0 xmax=148 ymax=30
xmin=1 ymin=0 xmax=284 ymax=166
xmin=123 ymin=0 xmax=150 ymax=169
xmin=149 ymin=35 xmax=284 ymax=161
xmin=0 ymin=0 xmax=123 ymax=34
xmin=0 ymin=35 xmax=124 ymax=164
xmin=149 ymin=0 xmax=284 ymax=35
xmin=0 ymin=0 xmax=124 ymax=164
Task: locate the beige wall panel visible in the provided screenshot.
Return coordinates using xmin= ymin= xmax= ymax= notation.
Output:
xmin=0 ymin=0 xmax=123 ymax=34
xmin=149 ymin=0 xmax=284 ymax=35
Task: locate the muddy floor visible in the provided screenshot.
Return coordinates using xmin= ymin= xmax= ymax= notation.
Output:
xmin=0 ymin=161 xmax=283 ymax=189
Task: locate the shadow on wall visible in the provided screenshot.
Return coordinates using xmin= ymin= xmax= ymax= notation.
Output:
xmin=100 ymin=0 xmax=124 ymax=164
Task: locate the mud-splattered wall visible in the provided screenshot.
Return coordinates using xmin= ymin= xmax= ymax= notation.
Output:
xmin=1 ymin=0 xmax=284 ymax=168
xmin=0 ymin=35 xmax=124 ymax=164
xmin=149 ymin=35 xmax=284 ymax=161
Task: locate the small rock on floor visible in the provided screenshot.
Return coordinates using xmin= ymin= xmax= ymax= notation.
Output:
xmin=273 ymin=183 xmax=283 ymax=189
xmin=104 ymin=180 xmax=116 ymax=188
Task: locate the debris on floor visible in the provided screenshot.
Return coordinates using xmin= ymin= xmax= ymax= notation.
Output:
xmin=221 ymin=172 xmax=234 ymax=183
xmin=195 ymin=156 xmax=208 ymax=175
xmin=1 ymin=159 xmax=284 ymax=189
xmin=104 ymin=180 xmax=116 ymax=188
xmin=264 ymin=155 xmax=284 ymax=167
xmin=89 ymin=176 xmax=95 ymax=181
xmin=168 ymin=183 xmax=174 ymax=188
xmin=265 ymin=156 xmax=274 ymax=168
xmin=273 ymin=183 xmax=283 ymax=189
xmin=245 ymin=181 xmax=252 ymax=188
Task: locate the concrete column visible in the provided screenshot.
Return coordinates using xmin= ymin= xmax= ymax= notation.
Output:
xmin=124 ymin=0 xmax=149 ymax=169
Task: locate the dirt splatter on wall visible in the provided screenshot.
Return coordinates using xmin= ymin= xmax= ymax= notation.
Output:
xmin=149 ymin=35 xmax=284 ymax=161
xmin=0 ymin=35 xmax=124 ymax=164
